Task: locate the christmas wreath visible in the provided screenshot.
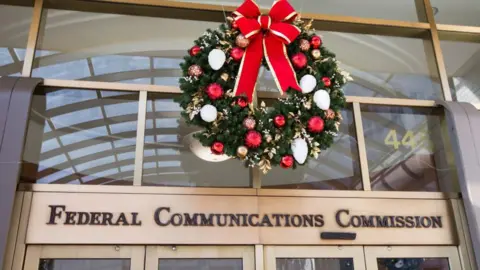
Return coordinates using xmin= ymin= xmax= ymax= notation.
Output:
xmin=177 ymin=0 xmax=351 ymax=173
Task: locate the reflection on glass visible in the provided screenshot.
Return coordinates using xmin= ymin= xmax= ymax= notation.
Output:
xmin=21 ymin=88 xmax=139 ymax=185
xmin=170 ymin=0 xmax=423 ymax=22
xmin=258 ymin=33 xmax=442 ymax=100
xmin=377 ymin=258 xmax=450 ymax=270
xmin=39 ymin=259 xmax=130 ymax=270
xmin=159 ymin=259 xmax=242 ymax=270
xmin=361 ymin=105 xmax=457 ymax=192
xmin=0 ymin=4 xmax=33 ymax=77
xmin=276 ymin=258 xmax=354 ymax=270
xmin=431 ymin=0 xmax=480 ymax=26
xmin=33 ymin=8 xmax=217 ymax=84
xmin=441 ymin=40 xmax=480 ymax=103
xmin=262 ymin=107 xmax=362 ymax=190
xmin=142 ymin=94 xmax=249 ymax=187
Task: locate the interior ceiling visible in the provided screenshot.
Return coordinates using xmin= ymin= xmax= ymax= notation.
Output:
xmin=0 ymin=2 xmax=479 ymax=76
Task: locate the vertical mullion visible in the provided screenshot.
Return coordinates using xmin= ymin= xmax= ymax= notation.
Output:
xmin=421 ymin=0 xmax=453 ymax=101
xmin=21 ymin=0 xmax=44 ymax=77
xmin=133 ymin=91 xmax=147 ymax=186
xmin=353 ymin=102 xmax=371 ymax=191
xmin=254 ymin=245 xmax=264 ymax=270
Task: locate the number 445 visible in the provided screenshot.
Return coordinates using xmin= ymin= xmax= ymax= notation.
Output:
xmin=384 ymin=129 xmax=434 ymax=151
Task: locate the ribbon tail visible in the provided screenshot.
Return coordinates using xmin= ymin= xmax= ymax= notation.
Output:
xmin=233 ymin=36 xmax=263 ymax=102
xmin=264 ymin=35 xmax=301 ymax=94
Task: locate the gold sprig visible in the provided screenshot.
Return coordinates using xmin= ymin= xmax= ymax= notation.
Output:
xmin=258 ymin=157 xmax=272 ymax=174
xmin=311 ymin=142 xmax=321 ymax=159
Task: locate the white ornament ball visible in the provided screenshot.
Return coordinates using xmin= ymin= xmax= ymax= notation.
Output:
xmin=183 ymin=132 xmax=230 ymax=162
xmin=200 ymin=104 xmax=217 ymax=122
xmin=314 ymin=90 xmax=331 ymax=110
xmin=208 ymin=49 xmax=226 ymax=70
xmin=291 ymin=138 xmax=308 ymax=164
xmin=300 ymin=74 xmax=317 ymax=94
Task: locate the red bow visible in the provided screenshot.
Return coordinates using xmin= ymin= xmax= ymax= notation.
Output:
xmin=233 ymin=0 xmax=302 ymax=102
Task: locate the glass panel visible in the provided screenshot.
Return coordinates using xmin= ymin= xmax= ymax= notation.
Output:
xmin=258 ymin=32 xmax=442 ymax=100
xmin=261 ymin=106 xmax=362 ymax=190
xmin=39 ymin=259 xmax=130 ymax=270
xmin=169 ymin=0 xmax=424 ymax=22
xmin=431 ymin=0 xmax=480 ymax=26
xmin=0 ymin=4 xmax=34 ymax=77
xmin=143 ymin=93 xmax=249 ymax=187
xmin=33 ymin=7 xmax=217 ymax=84
xmin=276 ymin=258 xmax=354 ymax=270
xmin=361 ymin=105 xmax=458 ymax=192
xmin=377 ymin=257 xmax=450 ymax=270
xmin=441 ymin=40 xmax=480 ymax=103
xmin=158 ymin=259 xmax=242 ymax=270
xmin=21 ymin=88 xmax=139 ymax=185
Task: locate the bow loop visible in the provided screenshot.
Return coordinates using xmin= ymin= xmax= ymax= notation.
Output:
xmin=233 ymin=0 xmax=261 ymax=18
xmin=269 ymin=22 xmax=300 ymax=44
xmin=235 ymin=16 xmax=261 ymax=39
xmin=269 ymin=0 xmax=298 ymax=22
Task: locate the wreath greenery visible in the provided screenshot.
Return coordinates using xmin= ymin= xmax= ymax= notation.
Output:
xmin=176 ymin=6 xmax=351 ymax=173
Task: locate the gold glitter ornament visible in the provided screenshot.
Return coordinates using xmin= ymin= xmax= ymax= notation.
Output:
xmin=311 ymin=49 xmax=321 ymax=59
xmin=243 ymin=117 xmax=256 ymax=130
xmin=188 ymin=65 xmax=203 ymax=77
xmin=235 ymin=34 xmax=250 ymax=48
xmin=325 ymin=109 xmax=335 ymax=120
xmin=299 ymin=39 xmax=310 ymax=51
xmin=237 ymin=146 xmax=248 ymax=159
xmin=221 ymin=73 xmax=229 ymax=81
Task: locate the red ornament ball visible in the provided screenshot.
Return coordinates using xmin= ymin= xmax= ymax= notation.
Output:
xmin=291 ymin=53 xmax=307 ymax=69
xmin=188 ymin=65 xmax=203 ymax=77
xmin=243 ymin=117 xmax=256 ymax=130
xmin=299 ymin=39 xmax=310 ymax=51
xmin=245 ymin=130 xmax=262 ymax=149
xmin=237 ymin=97 xmax=248 ymax=108
xmin=235 ymin=34 xmax=250 ymax=48
xmin=189 ymin=45 xmax=201 ymax=56
xmin=231 ymin=47 xmax=244 ymax=61
xmin=322 ymin=77 xmax=331 ymax=87
xmin=310 ymin=35 xmax=322 ymax=48
xmin=308 ymin=116 xmax=325 ymax=133
xmin=206 ymin=83 xmax=224 ymax=100
xmin=211 ymin=142 xmax=224 ymax=155
xmin=274 ymin=115 xmax=286 ymax=128
xmin=280 ymin=155 xmax=294 ymax=169
xmin=231 ymin=20 xmax=238 ymax=29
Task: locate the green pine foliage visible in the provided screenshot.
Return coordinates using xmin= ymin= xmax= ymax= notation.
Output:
xmin=176 ymin=18 xmax=349 ymax=172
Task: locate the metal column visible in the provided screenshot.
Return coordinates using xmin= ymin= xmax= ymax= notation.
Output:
xmin=0 ymin=77 xmax=42 ymax=269
xmin=438 ymin=100 xmax=480 ymax=270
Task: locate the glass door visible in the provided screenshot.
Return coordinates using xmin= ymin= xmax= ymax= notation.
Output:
xmin=23 ymin=245 xmax=145 ymax=270
xmin=364 ymin=246 xmax=462 ymax=270
xmin=264 ymin=246 xmax=366 ymax=270
xmin=145 ymin=246 xmax=254 ymax=270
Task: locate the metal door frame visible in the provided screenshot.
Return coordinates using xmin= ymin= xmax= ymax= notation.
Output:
xmin=23 ymin=245 xmax=145 ymax=270
xmin=364 ymin=246 xmax=462 ymax=270
xmin=264 ymin=246 xmax=366 ymax=270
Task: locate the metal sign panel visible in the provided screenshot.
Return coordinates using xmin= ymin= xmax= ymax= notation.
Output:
xmin=26 ymin=192 xmax=457 ymax=245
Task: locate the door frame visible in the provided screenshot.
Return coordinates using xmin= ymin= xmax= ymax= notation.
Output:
xmin=264 ymin=246 xmax=366 ymax=270
xmin=364 ymin=246 xmax=462 ymax=270
xmin=145 ymin=246 xmax=255 ymax=270
xmin=23 ymin=245 xmax=145 ymax=270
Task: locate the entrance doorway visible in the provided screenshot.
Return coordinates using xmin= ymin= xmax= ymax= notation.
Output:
xmin=22 ymin=245 xmax=461 ymax=270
